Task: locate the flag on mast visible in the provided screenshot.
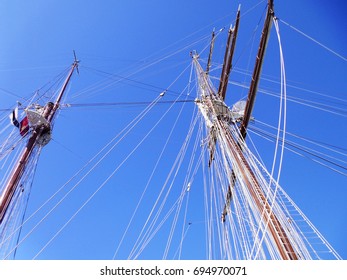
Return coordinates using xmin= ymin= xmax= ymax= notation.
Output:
xmin=9 ymin=107 xmax=29 ymax=136
xmin=9 ymin=107 xmax=20 ymax=128
xmin=19 ymin=116 xmax=29 ymax=136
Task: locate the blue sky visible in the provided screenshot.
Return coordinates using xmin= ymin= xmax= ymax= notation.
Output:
xmin=0 ymin=0 xmax=346 ymax=259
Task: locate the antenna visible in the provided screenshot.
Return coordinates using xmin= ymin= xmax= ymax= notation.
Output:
xmin=73 ymin=50 xmax=80 ymax=74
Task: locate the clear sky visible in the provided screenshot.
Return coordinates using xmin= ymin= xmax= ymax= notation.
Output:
xmin=0 ymin=0 xmax=346 ymax=260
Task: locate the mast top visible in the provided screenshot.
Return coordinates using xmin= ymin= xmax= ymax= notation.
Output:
xmin=239 ymin=0 xmax=274 ymax=139
xmin=73 ymin=50 xmax=80 ymax=74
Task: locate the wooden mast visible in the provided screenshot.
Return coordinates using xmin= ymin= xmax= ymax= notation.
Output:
xmin=218 ymin=5 xmax=240 ymax=101
xmin=217 ymin=118 xmax=298 ymax=260
xmin=240 ymin=0 xmax=274 ymax=139
xmin=195 ymin=62 xmax=299 ymax=259
xmin=0 ymin=59 xmax=79 ymax=224
xmin=194 ymin=0 xmax=299 ymax=259
xmin=205 ymin=29 xmax=215 ymax=75
xmin=207 ymin=6 xmax=241 ymax=167
xmin=194 ymin=57 xmax=299 ymax=258
xmin=222 ymin=0 xmax=274 ymax=221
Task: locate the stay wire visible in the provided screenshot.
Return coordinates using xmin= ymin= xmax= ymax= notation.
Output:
xmin=113 ymin=67 xmax=195 ymax=259
xmin=2 ymin=95 xmax=162 ymax=259
xmin=32 ymin=95 xmax=172 ymax=259
xmin=279 ymin=18 xmax=347 ymax=62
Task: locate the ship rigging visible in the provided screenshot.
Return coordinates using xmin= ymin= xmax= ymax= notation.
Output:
xmin=0 ymin=0 xmax=345 ymax=260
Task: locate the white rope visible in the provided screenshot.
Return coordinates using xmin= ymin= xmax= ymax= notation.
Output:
xmin=112 ymin=92 xmax=192 ymax=258
xmin=210 ymin=71 xmax=347 ymax=118
xmin=210 ymin=76 xmax=347 ymax=118
xmin=231 ymin=66 xmax=347 ymax=104
xmin=279 ymin=19 xmax=347 ymax=62
xmin=33 ymin=93 xmax=183 ymax=259
xmin=0 ymin=146 xmax=42 ymax=259
xmin=132 ymin=122 xmax=205 ymax=259
xmin=252 ymin=17 xmax=288 ymax=259
xmin=127 ymin=73 xmax=199 ymax=258
xmin=129 ymin=112 xmax=200 ymax=259
xmin=163 ymin=112 xmax=205 ymax=259
xmin=2 ymin=95 xmax=162 ymax=259
xmin=113 ymin=69 xmax=197 ymax=259
xmin=252 ymin=121 xmax=347 ymax=166
xmin=249 ymin=126 xmax=347 ymax=176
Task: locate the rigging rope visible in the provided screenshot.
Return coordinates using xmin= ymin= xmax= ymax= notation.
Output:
xmin=30 ymin=61 xmax=194 ymax=259
xmin=32 ymin=94 xmax=178 ymax=259
xmin=248 ymin=126 xmax=347 ymax=176
xmin=113 ymin=67 xmax=197 ymax=259
xmin=128 ymin=111 xmax=200 ymax=259
xmin=2 ymin=95 xmax=163 ymax=259
xmin=209 ymin=76 xmax=347 ymax=118
xmin=251 ymin=16 xmax=287 ymax=259
xmin=255 ymin=119 xmax=347 ymax=158
xmin=279 ymin=19 xmax=347 ymax=62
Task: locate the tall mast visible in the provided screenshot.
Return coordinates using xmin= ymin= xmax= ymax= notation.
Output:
xmin=219 ymin=120 xmax=298 ymax=260
xmin=206 ymin=7 xmax=241 ymax=167
xmin=205 ymin=29 xmax=215 ymax=75
xmin=195 ymin=57 xmax=298 ymax=259
xmin=222 ymin=0 xmax=273 ymax=222
xmin=0 ymin=59 xmax=79 ymax=224
xmin=218 ymin=5 xmax=240 ymax=101
xmin=195 ymin=0 xmax=299 ymax=260
xmin=239 ymin=0 xmax=274 ymax=139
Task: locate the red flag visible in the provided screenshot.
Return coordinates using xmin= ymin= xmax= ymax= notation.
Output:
xmin=19 ymin=116 xmax=29 ymax=136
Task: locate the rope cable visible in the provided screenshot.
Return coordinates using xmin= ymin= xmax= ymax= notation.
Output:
xmin=279 ymin=19 xmax=347 ymax=62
